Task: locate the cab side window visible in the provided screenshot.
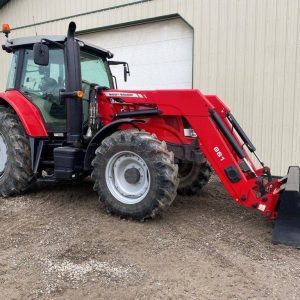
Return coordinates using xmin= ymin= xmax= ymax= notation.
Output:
xmin=21 ymin=49 xmax=65 ymax=98
xmin=80 ymin=51 xmax=112 ymax=99
xmin=20 ymin=48 xmax=66 ymax=132
xmin=6 ymin=51 xmax=19 ymax=90
xmin=80 ymin=51 xmax=112 ymax=123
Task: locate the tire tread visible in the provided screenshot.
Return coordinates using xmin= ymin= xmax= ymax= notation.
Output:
xmin=0 ymin=106 xmax=33 ymax=197
xmin=91 ymin=129 xmax=179 ymax=220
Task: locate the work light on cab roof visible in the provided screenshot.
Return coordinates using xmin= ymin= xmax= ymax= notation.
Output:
xmin=2 ymin=23 xmax=11 ymax=37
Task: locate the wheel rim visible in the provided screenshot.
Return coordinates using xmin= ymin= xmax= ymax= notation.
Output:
xmin=105 ymin=151 xmax=150 ymax=204
xmin=0 ymin=133 xmax=8 ymax=177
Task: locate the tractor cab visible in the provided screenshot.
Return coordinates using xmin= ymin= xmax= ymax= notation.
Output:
xmin=3 ymin=34 xmax=114 ymax=134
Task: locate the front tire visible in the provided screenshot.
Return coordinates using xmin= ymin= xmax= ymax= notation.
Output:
xmin=91 ymin=130 xmax=179 ymax=220
xmin=177 ymin=160 xmax=212 ymax=196
xmin=0 ymin=106 xmax=33 ymax=197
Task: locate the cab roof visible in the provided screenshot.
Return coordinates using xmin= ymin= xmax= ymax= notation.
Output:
xmin=2 ymin=35 xmax=114 ymax=58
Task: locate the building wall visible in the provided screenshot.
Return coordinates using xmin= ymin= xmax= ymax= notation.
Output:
xmin=0 ymin=0 xmax=299 ymax=175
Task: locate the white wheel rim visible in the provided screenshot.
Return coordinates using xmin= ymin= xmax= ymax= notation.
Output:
xmin=0 ymin=134 xmax=8 ymax=176
xmin=105 ymin=151 xmax=150 ymax=204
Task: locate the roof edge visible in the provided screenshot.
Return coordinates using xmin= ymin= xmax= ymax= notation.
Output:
xmin=2 ymin=35 xmax=114 ymax=58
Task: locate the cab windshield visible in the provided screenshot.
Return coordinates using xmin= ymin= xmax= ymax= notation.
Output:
xmin=13 ymin=47 xmax=112 ymax=132
xmin=81 ymin=51 xmax=113 ymax=93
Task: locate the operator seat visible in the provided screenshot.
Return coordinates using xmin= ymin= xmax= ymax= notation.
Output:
xmin=39 ymin=73 xmax=65 ymax=120
xmin=39 ymin=76 xmax=58 ymax=96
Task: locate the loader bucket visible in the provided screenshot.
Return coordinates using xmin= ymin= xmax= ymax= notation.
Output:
xmin=272 ymin=166 xmax=300 ymax=248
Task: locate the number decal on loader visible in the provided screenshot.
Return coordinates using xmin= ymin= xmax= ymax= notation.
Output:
xmin=214 ymin=147 xmax=225 ymax=162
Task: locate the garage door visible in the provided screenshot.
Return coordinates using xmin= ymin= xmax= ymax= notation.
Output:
xmin=80 ymin=18 xmax=193 ymax=90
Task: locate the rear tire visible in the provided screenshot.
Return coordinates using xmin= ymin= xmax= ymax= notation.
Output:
xmin=0 ymin=106 xmax=33 ymax=197
xmin=91 ymin=130 xmax=179 ymax=220
xmin=177 ymin=160 xmax=212 ymax=196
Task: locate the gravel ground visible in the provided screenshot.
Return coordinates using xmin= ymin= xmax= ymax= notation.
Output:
xmin=0 ymin=176 xmax=299 ymax=299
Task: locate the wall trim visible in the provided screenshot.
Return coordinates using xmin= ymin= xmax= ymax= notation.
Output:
xmin=76 ymin=14 xmax=182 ymax=35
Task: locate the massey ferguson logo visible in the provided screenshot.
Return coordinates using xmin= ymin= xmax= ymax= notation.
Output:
xmin=104 ymin=92 xmax=146 ymax=98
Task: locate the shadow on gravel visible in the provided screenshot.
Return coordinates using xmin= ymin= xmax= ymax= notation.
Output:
xmin=32 ymin=177 xmax=95 ymax=193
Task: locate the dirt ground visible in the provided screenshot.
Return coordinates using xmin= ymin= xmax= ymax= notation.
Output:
xmin=0 ymin=176 xmax=299 ymax=300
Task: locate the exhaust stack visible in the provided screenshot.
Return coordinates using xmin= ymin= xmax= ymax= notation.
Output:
xmin=64 ymin=22 xmax=83 ymax=144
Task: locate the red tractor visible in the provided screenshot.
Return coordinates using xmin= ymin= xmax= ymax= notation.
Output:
xmin=0 ymin=22 xmax=299 ymax=247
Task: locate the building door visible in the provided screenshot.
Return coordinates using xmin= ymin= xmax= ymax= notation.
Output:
xmin=80 ymin=18 xmax=193 ymax=90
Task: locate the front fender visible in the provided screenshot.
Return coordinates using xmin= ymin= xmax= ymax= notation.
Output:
xmin=83 ymin=118 xmax=143 ymax=170
xmin=0 ymin=90 xmax=48 ymax=137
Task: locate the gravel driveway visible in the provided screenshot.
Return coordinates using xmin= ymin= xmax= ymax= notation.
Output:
xmin=0 ymin=176 xmax=299 ymax=299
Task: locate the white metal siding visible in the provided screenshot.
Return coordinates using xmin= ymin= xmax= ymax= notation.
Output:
xmin=0 ymin=0 xmax=299 ymax=175
xmin=81 ymin=19 xmax=193 ymax=89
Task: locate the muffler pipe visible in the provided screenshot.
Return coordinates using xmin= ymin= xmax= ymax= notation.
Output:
xmin=64 ymin=22 xmax=83 ymax=144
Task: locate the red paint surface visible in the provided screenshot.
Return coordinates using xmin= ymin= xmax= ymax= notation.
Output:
xmin=0 ymin=90 xmax=48 ymax=137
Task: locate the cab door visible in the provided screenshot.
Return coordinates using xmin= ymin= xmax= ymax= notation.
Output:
xmin=19 ymin=48 xmax=66 ymax=133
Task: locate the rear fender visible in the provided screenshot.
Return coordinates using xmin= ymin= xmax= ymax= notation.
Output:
xmin=0 ymin=90 xmax=48 ymax=137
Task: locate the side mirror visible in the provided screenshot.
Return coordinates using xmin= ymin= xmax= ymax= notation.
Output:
xmin=108 ymin=61 xmax=130 ymax=82
xmin=33 ymin=43 xmax=49 ymax=66
xmin=123 ymin=63 xmax=130 ymax=82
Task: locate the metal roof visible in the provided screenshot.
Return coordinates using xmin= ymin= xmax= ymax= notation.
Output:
xmin=2 ymin=35 xmax=114 ymax=58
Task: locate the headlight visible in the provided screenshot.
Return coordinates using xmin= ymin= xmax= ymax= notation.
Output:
xmin=184 ymin=128 xmax=197 ymax=137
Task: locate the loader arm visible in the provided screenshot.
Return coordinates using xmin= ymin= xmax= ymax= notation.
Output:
xmin=102 ymin=89 xmax=282 ymax=220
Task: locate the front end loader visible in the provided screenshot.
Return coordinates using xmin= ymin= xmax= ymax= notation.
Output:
xmin=0 ymin=22 xmax=299 ymax=247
